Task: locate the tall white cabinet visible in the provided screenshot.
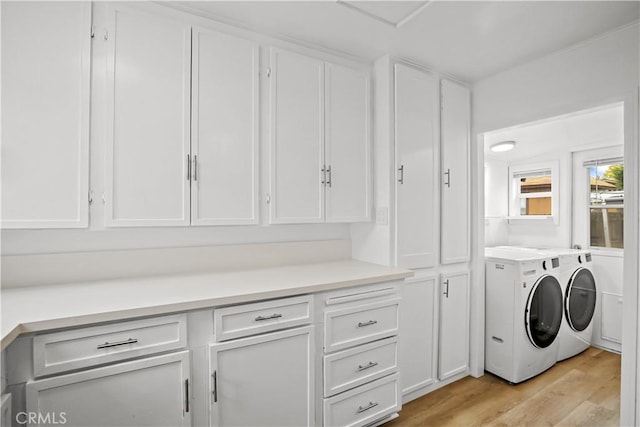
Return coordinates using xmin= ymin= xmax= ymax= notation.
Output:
xmin=1 ymin=2 xmax=91 ymax=229
xmin=105 ymin=6 xmax=191 ymax=226
xmin=394 ymin=63 xmax=439 ymax=269
xmin=440 ymin=79 xmax=471 ymax=264
xmin=438 ymin=272 xmax=470 ymax=380
xmin=269 ymin=48 xmax=371 ymax=224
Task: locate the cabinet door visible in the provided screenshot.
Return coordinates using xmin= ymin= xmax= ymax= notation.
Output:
xmin=440 ymin=79 xmax=470 ymax=264
xmin=439 ymin=272 xmax=470 ymax=380
xmin=210 ymin=326 xmax=314 ymax=427
xmin=26 ymin=351 xmax=191 ymax=427
xmin=1 ymin=2 xmax=90 ymax=229
xmin=394 ymin=63 xmax=438 ymax=268
xmin=325 ymin=63 xmax=371 ymax=222
xmin=191 ymin=28 xmax=259 ymax=225
xmin=399 ymin=278 xmax=437 ymax=396
xmin=269 ymin=48 xmax=324 ymax=224
xmin=105 ymin=6 xmax=191 ymax=226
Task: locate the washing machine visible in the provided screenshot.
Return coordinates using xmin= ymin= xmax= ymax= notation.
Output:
xmin=541 ymin=248 xmax=596 ymax=361
xmin=485 ymin=247 xmax=563 ymax=383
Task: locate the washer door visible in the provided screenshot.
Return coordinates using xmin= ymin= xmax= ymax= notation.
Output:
xmin=565 ymin=268 xmax=597 ymax=332
xmin=525 ymin=275 xmax=563 ymax=349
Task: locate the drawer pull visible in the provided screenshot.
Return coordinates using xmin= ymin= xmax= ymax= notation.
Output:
xmin=255 ymin=313 xmax=283 ymax=322
xmin=357 ymin=361 xmax=379 ymax=372
xmin=357 ymin=401 xmax=379 ymax=414
xmin=96 ymin=338 xmax=138 ymax=349
xmin=357 ymin=320 xmax=378 ymax=328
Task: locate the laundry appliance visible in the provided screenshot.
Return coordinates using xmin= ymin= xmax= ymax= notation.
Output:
xmin=485 ymin=247 xmax=563 ymax=383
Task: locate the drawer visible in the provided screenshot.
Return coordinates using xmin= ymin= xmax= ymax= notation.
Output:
xmin=324 ymin=337 xmax=398 ymax=397
xmin=214 ymin=295 xmax=312 ymax=341
xmin=33 ymin=314 xmax=187 ymax=377
xmin=323 ymin=373 xmax=400 ymax=427
xmin=324 ymin=299 xmax=399 ymax=353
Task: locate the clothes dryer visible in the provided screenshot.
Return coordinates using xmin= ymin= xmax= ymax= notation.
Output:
xmin=485 ymin=247 xmax=563 ymax=383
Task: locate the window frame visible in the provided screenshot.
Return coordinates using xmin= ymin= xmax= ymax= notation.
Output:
xmin=508 ymin=160 xmax=560 ymax=224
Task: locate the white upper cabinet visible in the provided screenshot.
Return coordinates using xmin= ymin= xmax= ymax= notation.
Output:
xmin=105 ymin=5 xmax=191 ymax=226
xmin=1 ymin=2 xmax=91 ymax=229
xmin=394 ymin=63 xmax=438 ymax=269
xmin=325 ymin=63 xmax=371 ymax=223
xmin=269 ymin=48 xmax=325 ymax=224
xmin=191 ymin=28 xmax=259 ymax=225
xmin=440 ymin=79 xmax=471 ymax=264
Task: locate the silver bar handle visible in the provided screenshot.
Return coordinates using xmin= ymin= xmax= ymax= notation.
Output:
xmin=187 ymin=155 xmax=191 ymax=181
xmin=193 ymin=155 xmax=198 ymax=181
xmin=212 ymin=371 xmax=218 ymax=403
xmin=97 ymin=338 xmax=138 ymax=349
xmin=357 ymin=402 xmax=379 ymax=414
xmin=326 ymin=165 xmax=332 ymax=188
xmin=357 ymin=361 xmax=378 ymax=372
xmin=443 ymin=279 xmax=450 ymax=298
xmin=255 ymin=313 xmax=283 ymax=322
xmin=357 ymin=320 xmax=377 ymax=328
xmin=398 ymin=165 xmax=404 ymax=184
xmin=184 ymin=379 xmax=190 ymax=413
xmin=444 ymin=168 xmax=451 ymax=187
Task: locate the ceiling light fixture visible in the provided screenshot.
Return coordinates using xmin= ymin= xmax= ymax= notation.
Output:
xmin=490 ymin=141 xmax=516 ymax=153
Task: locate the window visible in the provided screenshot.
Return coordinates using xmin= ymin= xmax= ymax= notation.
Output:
xmin=509 ymin=161 xmax=559 ymax=222
xmin=587 ymin=158 xmax=623 ymax=249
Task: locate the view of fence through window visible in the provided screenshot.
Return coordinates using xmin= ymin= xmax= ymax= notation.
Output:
xmin=589 ymin=163 xmax=624 ymax=249
xmin=519 ymin=172 xmax=552 ymax=215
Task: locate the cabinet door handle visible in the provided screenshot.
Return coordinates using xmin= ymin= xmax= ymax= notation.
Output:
xmin=398 ymin=165 xmax=404 ymax=184
xmin=255 ymin=313 xmax=283 ymax=322
xmin=444 ymin=168 xmax=451 ymax=187
xmin=326 ymin=165 xmax=332 ymax=188
xmin=357 ymin=361 xmax=378 ymax=372
xmin=193 ymin=155 xmax=198 ymax=181
xmin=357 ymin=401 xmax=379 ymax=414
xmin=357 ymin=320 xmax=377 ymax=328
xmin=184 ymin=379 xmax=190 ymax=413
xmin=443 ymin=279 xmax=450 ymax=298
xmin=212 ymin=371 xmax=218 ymax=403
xmin=187 ymin=155 xmax=191 ymax=181
xmin=97 ymin=338 xmax=138 ymax=349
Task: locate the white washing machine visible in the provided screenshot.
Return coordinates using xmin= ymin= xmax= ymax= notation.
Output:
xmin=491 ymin=246 xmax=597 ymax=361
xmin=485 ymin=247 xmax=563 ymax=383
xmin=540 ymin=248 xmax=596 ymax=361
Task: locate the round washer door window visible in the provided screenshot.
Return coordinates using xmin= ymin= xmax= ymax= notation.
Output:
xmin=526 ymin=275 xmax=563 ymax=349
xmin=566 ymin=268 xmax=597 ymax=332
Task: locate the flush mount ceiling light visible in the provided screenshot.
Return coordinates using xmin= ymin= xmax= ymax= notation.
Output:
xmin=490 ymin=141 xmax=516 ymax=153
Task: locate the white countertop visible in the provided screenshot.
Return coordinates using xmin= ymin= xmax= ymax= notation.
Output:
xmin=1 ymin=260 xmax=412 ymax=349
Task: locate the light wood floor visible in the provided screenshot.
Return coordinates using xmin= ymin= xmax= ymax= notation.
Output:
xmin=388 ymin=347 xmax=621 ymax=427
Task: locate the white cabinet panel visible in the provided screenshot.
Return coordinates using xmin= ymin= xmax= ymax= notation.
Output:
xmin=601 ymin=292 xmax=623 ymax=344
xmin=105 ymin=6 xmax=191 ymax=226
xmin=399 ymin=278 xmax=436 ymax=395
xmin=26 ymin=351 xmax=191 ymax=427
xmin=210 ymin=326 xmax=314 ymax=427
xmin=394 ymin=63 xmax=438 ymax=269
xmin=440 ymin=79 xmax=470 ymax=264
xmin=439 ymin=272 xmax=470 ymax=380
xmin=1 ymin=2 xmax=90 ymax=228
xmin=191 ymin=28 xmax=259 ymax=225
xmin=325 ymin=63 xmax=371 ymax=222
xmin=269 ymin=48 xmax=324 ymax=223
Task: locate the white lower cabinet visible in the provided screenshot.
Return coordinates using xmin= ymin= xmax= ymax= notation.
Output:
xmin=438 ymin=272 xmax=470 ymax=380
xmin=209 ymin=326 xmax=314 ymax=427
xmin=26 ymin=351 xmax=191 ymax=427
xmin=398 ymin=278 xmax=437 ymax=395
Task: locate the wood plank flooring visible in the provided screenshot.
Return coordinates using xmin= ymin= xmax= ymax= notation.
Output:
xmin=388 ymin=347 xmax=620 ymax=427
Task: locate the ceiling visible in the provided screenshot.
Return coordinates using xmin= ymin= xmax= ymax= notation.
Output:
xmin=484 ymin=103 xmax=624 ymax=163
xmin=167 ymin=1 xmax=639 ymax=82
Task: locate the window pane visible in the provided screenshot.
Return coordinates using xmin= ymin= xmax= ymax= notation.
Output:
xmin=589 ymin=163 xmax=623 ymax=249
xmin=590 ymin=207 xmax=624 ymax=249
xmin=525 ymin=197 xmax=552 ymax=215
xmin=520 ymin=175 xmax=551 ymax=194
